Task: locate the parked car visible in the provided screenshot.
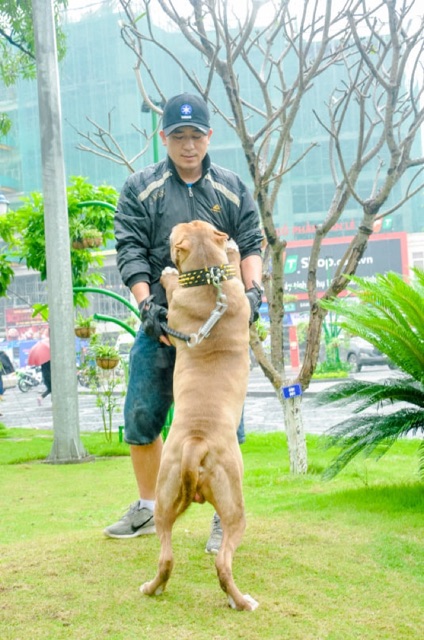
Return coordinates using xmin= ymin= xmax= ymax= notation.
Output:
xmin=342 ymin=337 xmax=396 ymax=372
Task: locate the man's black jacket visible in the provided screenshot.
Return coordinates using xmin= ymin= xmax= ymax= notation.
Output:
xmin=114 ymin=154 xmax=263 ymax=306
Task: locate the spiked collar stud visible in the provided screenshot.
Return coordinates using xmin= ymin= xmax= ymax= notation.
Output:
xmin=178 ymin=264 xmax=236 ymax=288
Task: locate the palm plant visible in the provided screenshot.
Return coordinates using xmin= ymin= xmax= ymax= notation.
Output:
xmin=317 ymin=268 xmax=424 ymax=479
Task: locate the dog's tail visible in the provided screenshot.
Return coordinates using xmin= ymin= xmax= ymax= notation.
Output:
xmin=180 ymin=436 xmax=209 ymax=510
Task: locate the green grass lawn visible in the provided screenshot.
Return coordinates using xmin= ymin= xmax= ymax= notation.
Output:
xmin=0 ymin=428 xmax=423 ymax=639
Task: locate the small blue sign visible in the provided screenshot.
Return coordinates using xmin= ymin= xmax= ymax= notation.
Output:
xmin=281 ymin=383 xmax=303 ymax=399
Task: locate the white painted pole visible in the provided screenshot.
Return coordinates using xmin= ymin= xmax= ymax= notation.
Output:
xmin=32 ymin=0 xmax=90 ymax=462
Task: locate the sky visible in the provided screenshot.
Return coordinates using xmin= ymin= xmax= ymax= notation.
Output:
xmin=65 ymin=0 xmax=114 ymax=18
xmin=66 ymin=0 xmax=106 ymax=9
xmin=64 ymin=0 xmax=423 ymax=33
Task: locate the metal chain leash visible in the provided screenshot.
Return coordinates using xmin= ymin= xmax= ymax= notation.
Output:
xmin=160 ymin=278 xmax=228 ymax=348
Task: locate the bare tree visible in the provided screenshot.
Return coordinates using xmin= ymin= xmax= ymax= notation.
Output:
xmin=67 ymin=108 xmax=157 ymax=171
xmin=77 ymin=0 xmax=424 ymax=472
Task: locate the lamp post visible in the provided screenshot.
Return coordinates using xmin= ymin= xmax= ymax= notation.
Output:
xmin=32 ymin=0 xmax=90 ymax=463
xmin=0 ymin=193 xmax=10 ymax=215
xmin=141 ymin=99 xmax=165 ymax=163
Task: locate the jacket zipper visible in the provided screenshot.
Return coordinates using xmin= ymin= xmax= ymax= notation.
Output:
xmin=186 ymin=183 xmax=196 ymax=219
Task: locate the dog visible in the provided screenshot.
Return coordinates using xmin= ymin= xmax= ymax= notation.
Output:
xmin=141 ymin=220 xmax=258 ymax=611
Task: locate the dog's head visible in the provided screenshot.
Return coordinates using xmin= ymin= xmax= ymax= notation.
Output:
xmin=170 ymin=220 xmax=229 ymax=273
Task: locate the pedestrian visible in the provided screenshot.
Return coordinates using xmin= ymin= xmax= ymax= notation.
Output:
xmin=0 ymin=350 xmax=15 ymax=411
xmin=28 ymin=337 xmax=52 ymax=406
xmin=105 ymin=93 xmax=263 ymax=553
xmin=37 ymin=359 xmax=52 ymax=406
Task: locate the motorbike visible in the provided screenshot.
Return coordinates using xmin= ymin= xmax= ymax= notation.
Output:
xmin=77 ymin=364 xmax=100 ymax=388
xmin=17 ymin=366 xmax=42 ymax=393
xmin=77 ymin=367 xmax=91 ymax=388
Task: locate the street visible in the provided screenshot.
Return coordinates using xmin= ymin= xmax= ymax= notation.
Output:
xmin=0 ymin=365 xmax=399 ymax=437
xmin=245 ymin=365 xmax=400 ymax=435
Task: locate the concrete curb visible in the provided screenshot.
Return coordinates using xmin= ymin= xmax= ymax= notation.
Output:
xmin=246 ymin=376 xmax=346 ymax=399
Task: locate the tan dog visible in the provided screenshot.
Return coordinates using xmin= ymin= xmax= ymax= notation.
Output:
xmin=141 ymin=220 xmax=258 ymax=611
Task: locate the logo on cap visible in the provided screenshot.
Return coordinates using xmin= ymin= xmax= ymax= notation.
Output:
xmin=181 ymin=104 xmax=193 ymax=119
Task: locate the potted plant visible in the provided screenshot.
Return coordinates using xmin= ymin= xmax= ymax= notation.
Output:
xmin=72 ymin=227 xmax=103 ymax=250
xmin=92 ymin=343 xmax=120 ymax=370
xmin=81 ymin=359 xmax=125 ymax=442
xmin=74 ymin=313 xmax=96 ymax=339
xmin=94 ymin=368 xmax=126 ymax=442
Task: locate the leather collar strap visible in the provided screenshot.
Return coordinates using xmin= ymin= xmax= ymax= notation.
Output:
xmin=178 ymin=264 xmax=236 ymax=288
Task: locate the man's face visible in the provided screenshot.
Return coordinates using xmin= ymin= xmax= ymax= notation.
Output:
xmin=160 ymin=126 xmax=212 ymax=176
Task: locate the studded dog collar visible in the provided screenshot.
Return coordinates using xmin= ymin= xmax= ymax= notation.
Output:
xmin=178 ymin=264 xmax=236 ymax=288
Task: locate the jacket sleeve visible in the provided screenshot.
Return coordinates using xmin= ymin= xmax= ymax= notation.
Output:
xmin=232 ymin=179 xmax=263 ymax=260
xmin=114 ymin=175 xmax=153 ymax=290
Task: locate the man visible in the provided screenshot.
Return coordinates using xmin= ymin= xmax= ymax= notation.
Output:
xmin=105 ymin=93 xmax=263 ymax=553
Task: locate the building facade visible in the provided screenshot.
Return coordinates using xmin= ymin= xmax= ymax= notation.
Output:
xmin=0 ymin=4 xmax=423 ymax=341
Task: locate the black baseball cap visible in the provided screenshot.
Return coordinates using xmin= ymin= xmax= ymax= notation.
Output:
xmin=162 ymin=93 xmax=210 ymax=135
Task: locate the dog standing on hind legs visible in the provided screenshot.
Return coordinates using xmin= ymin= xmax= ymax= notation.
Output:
xmin=140 ymin=220 xmax=259 ymax=611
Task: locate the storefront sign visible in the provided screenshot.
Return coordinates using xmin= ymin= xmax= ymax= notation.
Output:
xmin=283 ymin=232 xmax=408 ymax=298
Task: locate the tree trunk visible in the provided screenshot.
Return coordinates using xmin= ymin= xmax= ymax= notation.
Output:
xmin=281 ymin=396 xmax=308 ymax=474
xmin=250 ymin=326 xmax=307 ymax=473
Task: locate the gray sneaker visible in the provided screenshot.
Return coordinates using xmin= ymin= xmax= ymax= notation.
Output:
xmin=205 ymin=512 xmax=222 ymax=554
xmin=103 ymin=502 xmax=155 ymax=539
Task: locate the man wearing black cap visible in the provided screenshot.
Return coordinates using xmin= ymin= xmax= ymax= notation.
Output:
xmin=106 ymin=93 xmax=263 ymax=553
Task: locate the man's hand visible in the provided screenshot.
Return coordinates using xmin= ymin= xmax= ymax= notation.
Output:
xmin=245 ymin=282 xmax=263 ymax=325
xmin=139 ymin=295 xmax=168 ymax=341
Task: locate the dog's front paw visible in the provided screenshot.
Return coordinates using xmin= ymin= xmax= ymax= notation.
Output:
xmin=161 ymin=267 xmax=179 ymax=277
xmin=160 ymin=267 xmax=180 ymax=295
xmin=160 ymin=267 xmax=179 ymax=290
xmin=226 ymin=239 xmax=239 ymax=252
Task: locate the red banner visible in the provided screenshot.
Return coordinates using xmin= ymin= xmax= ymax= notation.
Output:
xmin=5 ymin=308 xmax=48 ymax=342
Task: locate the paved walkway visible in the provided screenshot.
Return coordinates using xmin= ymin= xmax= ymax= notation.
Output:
xmin=244 ymin=367 xmax=348 ymax=435
xmin=0 ymin=365 xmax=394 ymax=436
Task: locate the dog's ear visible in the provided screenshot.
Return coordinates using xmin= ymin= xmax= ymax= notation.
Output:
xmin=171 ymin=237 xmax=190 ymax=269
xmin=213 ymin=228 xmax=229 ymax=248
xmin=174 ymin=238 xmax=190 ymax=251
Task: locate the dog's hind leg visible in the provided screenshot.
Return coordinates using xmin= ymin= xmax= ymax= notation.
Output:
xmin=140 ymin=502 xmax=176 ymax=596
xmin=209 ymin=460 xmax=259 ymax=612
xmin=214 ymin=512 xmax=258 ymax=611
xmin=141 ymin=463 xmax=184 ymax=597
xmin=140 ymin=488 xmax=178 ymax=596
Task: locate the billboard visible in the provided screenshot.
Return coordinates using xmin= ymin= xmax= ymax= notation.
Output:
xmin=5 ymin=307 xmax=48 ymax=342
xmin=282 ymin=232 xmax=408 ymax=311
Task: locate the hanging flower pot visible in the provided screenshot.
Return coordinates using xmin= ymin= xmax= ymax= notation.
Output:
xmin=93 ymin=344 xmax=121 ymax=370
xmin=96 ymin=357 xmax=120 ymax=370
xmin=75 ymin=326 xmax=96 ymax=339
xmin=74 ymin=314 xmax=96 ymax=339
xmin=82 ymin=235 xmax=102 ymax=248
xmin=72 ymin=229 xmax=103 ymax=250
